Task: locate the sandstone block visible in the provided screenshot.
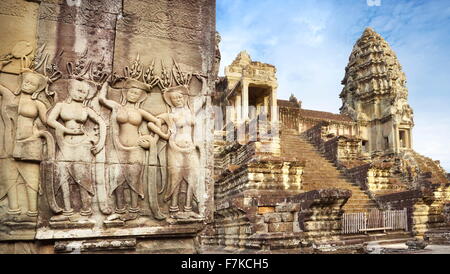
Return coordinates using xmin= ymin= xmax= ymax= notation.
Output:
xmin=275 ymin=203 xmax=300 ymax=212
xmin=263 ymin=213 xmax=283 ymax=223
xmin=281 ymin=212 xmax=294 ymax=222
xmin=268 ymin=222 xmax=293 ymax=233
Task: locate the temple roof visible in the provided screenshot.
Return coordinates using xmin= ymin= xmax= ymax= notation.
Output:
xmin=278 ymin=99 xmax=353 ymax=123
xmin=299 ymin=109 xmax=353 ymax=123
xmin=277 ymin=99 xmax=299 ymax=108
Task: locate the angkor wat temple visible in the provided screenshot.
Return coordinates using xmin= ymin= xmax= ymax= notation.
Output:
xmin=0 ymin=0 xmax=448 ymax=254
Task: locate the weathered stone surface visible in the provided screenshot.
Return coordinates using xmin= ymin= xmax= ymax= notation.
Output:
xmin=268 ymin=222 xmax=293 ymax=233
xmin=0 ymin=0 xmax=215 ymax=253
xmin=263 ymin=213 xmax=283 ymax=223
xmin=406 ymin=239 xmax=428 ymax=250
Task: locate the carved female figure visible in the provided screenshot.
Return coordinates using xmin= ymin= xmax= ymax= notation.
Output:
xmin=99 ymin=79 xmax=168 ymax=221
xmin=0 ymin=68 xmax=56 ymax=219
xmin=158 ymin=75 xmax=206 ymax=219
xmin=47 ymin=78 xmax=106 ymax=221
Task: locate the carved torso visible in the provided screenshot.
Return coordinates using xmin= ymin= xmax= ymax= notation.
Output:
xmin=116 ymin=106 xmax=143 ymax=147
xmin=171 ymin=107 xmax=195 ymax=149
xmin=16 ymin=95 xmax=40 ymax=140
xmin=59 ymin=102 xmax=89 ymax=144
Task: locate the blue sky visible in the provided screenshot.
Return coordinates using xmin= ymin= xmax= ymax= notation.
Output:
xmin=216 ymin=0 xmax=450 ymax=171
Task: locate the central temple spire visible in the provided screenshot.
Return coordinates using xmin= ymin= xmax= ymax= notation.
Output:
xmin=340 ymin=27 xmax=414 ymax=154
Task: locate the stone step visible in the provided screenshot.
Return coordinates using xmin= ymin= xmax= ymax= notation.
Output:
xmin=281 ymin=133 xmax=378 ymax=213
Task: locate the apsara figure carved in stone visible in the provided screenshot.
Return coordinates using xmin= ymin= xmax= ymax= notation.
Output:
xmin=47 ymin=77 xmax=106 ymax=223
xmin=159 ymin=74 xmax=207 ymax=220
xmin=0 ymin=51 xmax=60 ymax=221
xmin=99 ymin=78 xmax=169 ymax=223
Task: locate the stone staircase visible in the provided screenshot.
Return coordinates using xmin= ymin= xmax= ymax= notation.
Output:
xmin=281 ymin=132 xmax=377 ymax=213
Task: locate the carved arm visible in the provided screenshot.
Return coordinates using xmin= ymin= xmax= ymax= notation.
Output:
xmin=140 ymin=109 xmax=162 ymax=128
xmin=87 ymin=108 xmax=107 ymax=154
xmin=36 ymin=100 xmax=48 ymax=124
xmin=98 ymin=81 xmax=118 ymax=110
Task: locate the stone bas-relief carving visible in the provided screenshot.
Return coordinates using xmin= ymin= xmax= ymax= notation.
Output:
xmin=99 ymin=77 xmax=169 ymax=226
xmin=0 ymin=43 xmax=61 ymax=237
xmin=159 ymin=74 xmax=207 ymax=221
xmin=0 ymin=0 xmax=215 ymax=252
xmin=25 ymin=55 xmax=208 ymax=236
xmin=0 ymin=0 xmax=448 ymax=255
xmin=1 ymin=47 xmax=210 ymax=240
xmin=46 ymin=77 xmax=107 ymax=228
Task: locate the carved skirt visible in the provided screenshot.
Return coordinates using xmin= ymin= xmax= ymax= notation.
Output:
xmin=164 ymin=144 xmax=200 ymax=201
xmin=0 ymin=158 xmax=39 ymax=200
xmin=55 ymin=141 xmax=94 ymax=195
xmin=13 ymin=137 xmax=42 ymax=162
xmin=108 ymin=143 xmax=145 ymax=199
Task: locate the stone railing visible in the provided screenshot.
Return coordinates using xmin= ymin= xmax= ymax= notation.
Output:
xmin=344 ymin=161 xmax=407 ymax=197
xmin=303 ymin=122 xmax=327 ymax=149
xmin=303 ymin=122 xmax=365 ymax=167
xmin=344 ymin=164 xmax=372 ymax=191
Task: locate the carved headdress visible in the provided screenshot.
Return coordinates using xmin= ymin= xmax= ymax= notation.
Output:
xmin=110 ymin=55 xmax=159 ymax=108
xmin=66 ymin=50 xmax=111 ymax=106
xmin=162 ymin=59 xmax=194 ymax=108
xmin=18 ymin=44 xmax=62 ymax=99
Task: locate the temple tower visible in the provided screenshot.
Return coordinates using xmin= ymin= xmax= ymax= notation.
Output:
xmin=340 ymin=27 xmax=414 ymax=155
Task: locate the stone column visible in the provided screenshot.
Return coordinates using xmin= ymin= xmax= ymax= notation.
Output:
xmin=389 ymin=126 xmax=396 ymax=152
xmin=242 ymin=80 xmax=249 ymax=122
xmin=264 ymin=95 xmax=269 ymax=115
xmin=404 ymin=129 xmax=411 ymax=149
xmin=270 ymin=86 xmax=278 ymax=123
xmin=394 ymin=125 xmax=400 ymax=153
xmin=235 ymin=94 xmax=242 ymax=123
xmin=409 ymin=129 xmax=413 ymax=149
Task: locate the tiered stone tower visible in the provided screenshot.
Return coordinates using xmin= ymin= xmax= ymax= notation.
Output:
xmin=339 ymin=28 xmax=449 ymax=238
xmin=340 ymin=27 xmax=414 ymax=155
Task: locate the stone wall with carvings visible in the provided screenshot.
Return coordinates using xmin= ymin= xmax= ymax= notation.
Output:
xmin=0 ymin=0 xmax=216 ymax=254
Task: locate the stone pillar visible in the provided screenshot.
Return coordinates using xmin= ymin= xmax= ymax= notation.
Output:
xmin=242 ymin=80 xmax=249 ymax=122
xmin=235 ymin=94 xmax=242 ymax=123
xmin=264 ymin=95 xmax=270 ymax=115
xmin=394 ymin=125 xmax=400 ymax=153
xmin=270 ymin=86 xmax=278 ymax=123
xmin=409 ymin=129 xmax=413 ymax=149
xmin=403 ymin=129 xmax=411 ymax=149
xmin=389 ymin=126 xmax=396 ymax=152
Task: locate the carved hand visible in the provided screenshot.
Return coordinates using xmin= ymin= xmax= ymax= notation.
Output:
xmin=137 ymin=135 xmax=153 ymax=149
